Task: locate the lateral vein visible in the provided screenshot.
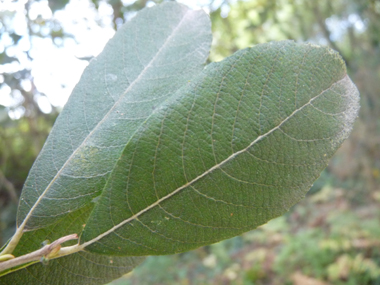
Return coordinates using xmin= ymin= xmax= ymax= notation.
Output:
xmin=81 ymin=74 xmax=349 ymax=248
xmin=17 ymin=10 xmax=192 ymax=234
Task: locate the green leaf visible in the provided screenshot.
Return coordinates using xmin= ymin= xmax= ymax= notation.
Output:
xmin=1 ymin=2 xmax=360 ymax=284
xmin=1 ymin=252 xmax=142 ymax=285
xmin=16 ymin=2 xmax=211 ymax=232
xmin=80 ymin=41 xmax=359 ymax=256
xmin=1 ymin=2 xmax=211 ymax=282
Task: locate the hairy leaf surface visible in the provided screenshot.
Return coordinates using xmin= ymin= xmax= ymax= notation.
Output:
xmin=81 ymin=41 xmax=359 ymax=256
xmin=3 ymin=2 xmax=211 ymax=283
xmin=1 ymin=3 xmax=360 ymax=283
xmin=16 ymin=2 xmax=211 ymax=231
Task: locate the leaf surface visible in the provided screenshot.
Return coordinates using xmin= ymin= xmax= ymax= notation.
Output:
xmin=16 ymin=2 xmax=212 ymax=231
xmin=1 ymin=205 xmax=144 ymax=284
xmin=2 ymin=2 xmax=211 ymax=282
xmin=1 ymin=252 xmax=142 ymax=285
xmin=81 ymin=41 xmax=360 ymax=256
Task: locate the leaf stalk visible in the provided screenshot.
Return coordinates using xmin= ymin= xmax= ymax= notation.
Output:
xmin=0 ymin=234 xmax=80 ymax=274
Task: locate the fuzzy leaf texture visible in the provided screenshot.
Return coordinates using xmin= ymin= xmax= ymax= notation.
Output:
xmin=81 ymin=40 xmax=359 ymax=256
xmin=1 ymin=2 xmax=211 ymax=284
xmin=17 ymin=2 xmax=211 ymax=232
xmin=1 ymin=2 xmax=359 ymax=284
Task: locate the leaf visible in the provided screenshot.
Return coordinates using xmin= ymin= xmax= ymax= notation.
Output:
xmin=80 ymin=41 xmax=359 ymax=256
xmin=1 ymin=2 xmax=211 ymax=282
xmin=1 ymin=3 xmax=360 ymax=284
xmin=16 ymin=2 xmax=211 ymax=232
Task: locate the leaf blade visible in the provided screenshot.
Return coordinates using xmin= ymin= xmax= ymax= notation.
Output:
xmin=81 ymin=41 xmax=360 ymax=255
xmin=16 ymin=2 xmax=212 ymax=231
xmin=0 ymin=251 xmax=144 ymax=285
xmin=3 ymin=2 xmax=211 ymax=281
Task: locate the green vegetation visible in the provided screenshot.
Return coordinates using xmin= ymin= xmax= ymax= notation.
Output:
xmin=115 ymin=186 xmax=380 ymax=284
xmin=1 ymin=0 xmax=379 ymax=284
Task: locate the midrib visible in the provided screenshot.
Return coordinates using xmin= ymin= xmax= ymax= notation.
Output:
xmin=18 ymin=10 xmax=192 ymax=231
xmin=81 ymin=74 xmax=349 ymax=248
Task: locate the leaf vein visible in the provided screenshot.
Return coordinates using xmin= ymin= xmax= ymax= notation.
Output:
xmin=80 ymin=74 xmax=350 ymax=249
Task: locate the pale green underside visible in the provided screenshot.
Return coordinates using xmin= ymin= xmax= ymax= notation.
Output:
xmin=3 ymin=2 xmax=211 ymax=284
xmin=81 ymin=41 xmax=359 ymax=256
xmin=2 ymin=1 xmax=360 ymax=284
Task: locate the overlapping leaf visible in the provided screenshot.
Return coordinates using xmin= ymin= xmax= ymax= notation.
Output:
xmin=2 ymin=2 xmax=211 ymax=283
xmin=81 ymin=41 xmax=359 ymax=256
xmin=16 ymin=2 xmax=211 ymax=232
xmin=1 ymin=2 xmax=360 ymax=284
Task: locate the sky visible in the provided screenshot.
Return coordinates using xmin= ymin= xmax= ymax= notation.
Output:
xmin=0 ymin=0 xmax=232 ymax=119
xmin=0 ymin=0 xmax=365 ymax=119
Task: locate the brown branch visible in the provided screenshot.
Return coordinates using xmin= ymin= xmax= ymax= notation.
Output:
xmin=0 ymin=234 xmax=78 ymax=273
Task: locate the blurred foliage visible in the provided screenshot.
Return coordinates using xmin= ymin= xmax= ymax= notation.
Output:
xmin=112 ymin=187 xmax=380 ymax=284
xmin=0 ymin=113 xmax=57 ymax=244
xmin=0 ymin=0 xmax=379 ymax=284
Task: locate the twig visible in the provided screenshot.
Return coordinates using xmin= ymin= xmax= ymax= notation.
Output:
xmin=0 ymin=234 xmax=78 ymax=273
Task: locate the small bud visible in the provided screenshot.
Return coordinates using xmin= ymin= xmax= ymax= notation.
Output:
xmin=40 ymin=256 xmax=49 ymax=266
xmin=0 ymin=254 xmax=15 ymax=262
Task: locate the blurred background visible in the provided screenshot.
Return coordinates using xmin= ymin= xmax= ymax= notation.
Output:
xmin=0 ymin=0 xmax=379 ymax=284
